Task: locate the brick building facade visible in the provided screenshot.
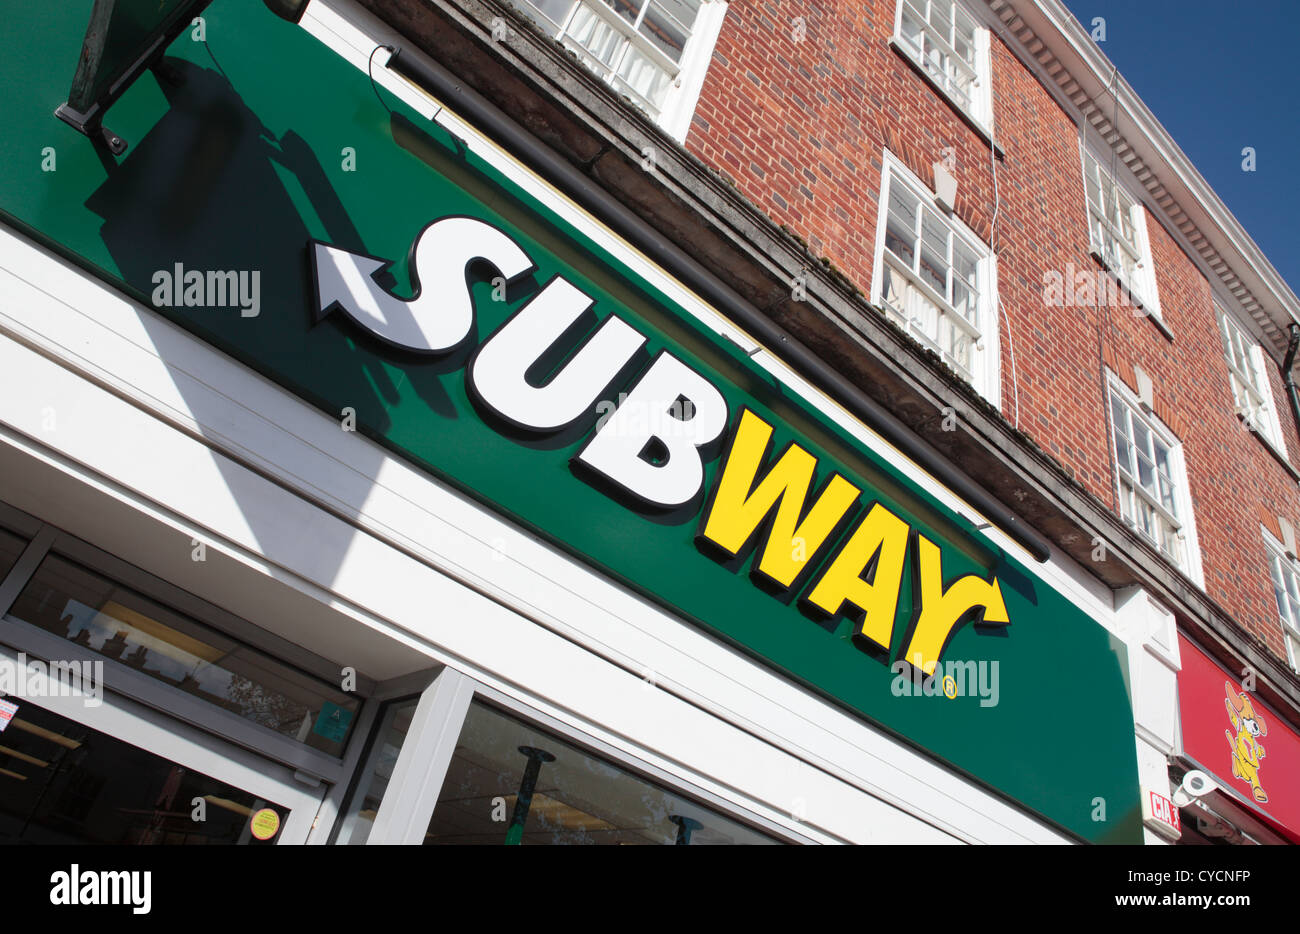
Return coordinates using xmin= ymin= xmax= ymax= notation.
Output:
xmin=685 ymin=0 xmax=1300 ymax=670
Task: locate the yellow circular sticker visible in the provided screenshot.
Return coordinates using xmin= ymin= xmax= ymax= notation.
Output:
xmin=250 ymin=808 xmax=281 ymax=841
xmin=942 ymin=675 xmax=958 ymax=699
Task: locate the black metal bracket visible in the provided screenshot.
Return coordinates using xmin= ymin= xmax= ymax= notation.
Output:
xmin=54 ymin=102 xmax=127 ymax=156
xmin=54 ymin=0 xmax=215 ymax=158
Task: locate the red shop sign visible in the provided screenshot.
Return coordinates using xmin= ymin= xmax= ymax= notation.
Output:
xmin=1177 ymin=633 xmax=1300 ymax=839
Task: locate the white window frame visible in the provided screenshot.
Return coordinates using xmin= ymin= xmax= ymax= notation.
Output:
xmin=1217 ymin=302 xmax=1288 ymax=457
xmin=1105 ymin=372 xmax=1203 ymax=586
xmin=1262 ymin=529 xmax=1300 ymax=674
xmin=507 ymin=0 xmax=728 ymax=142
xmin=891 ymin=0 xmax=994 ymax=133
xmin=1080 ymin=143 xmax=1162 ymax=320
xmin=871 ymin=150 xmax=1000 ymax=404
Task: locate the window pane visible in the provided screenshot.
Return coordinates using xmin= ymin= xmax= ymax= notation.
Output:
xmin=567 ymin=5 xmax=627 ymax=68
xmin=639 ymin=0 xmax=698 ymax=62
xmin=1286 ymin=563 xmax=1300 ymax=603
xmin=953 ymin=32 xmax=973 ymax=68
xmin=668 ymin=0 xmax=702 ymax=30
xmin=951 ymin=275 xmax=976 ymax=323
xmin=1269 ymin=557 xmax=1290 ymax=621
xmin=954 ymin=8 xmax=977 ymax=64
xmin=616 ymin=43 xmax=674 ymax=109
xmin=1229 ymin=328 xmax=1248 ymax=372
xmin=880 ymin=263 xmax=907 ymax=319
xmin=1154 ymin=443 xmax=1171 ymax=478
xmin=918 ymin=242 xmax=947 ymax=294
xmin=943 ymin=319 xmax=973 ymax=376
xmin=0 ymin=698 xmax=289 ymax=844
xmin=921 ymin=210 xmax=949 ymax=287
xmin=425 ymin=702 xmax=779 ymax=844
xmin=1110 ymin=396 xmax=1129 ymax=437
xmin=929 ymin=0 xmax=954 ymax=35
xmin=0 ymin=527 xmax=26 ymax=581
xmin=948 ymin=69 xmax=972 ymax=108
xmin=1154 ymin=449 xmax=1176 ymax=514
xmin=334 ymin=697 xmax=419 ymax=845
xmin=1090 ymin=216 xmax=1108 ymax=258
xmin=1138 ymin=498 xmax=1156 ymax=540
xmin=1114 ymin=434 xmax=1134 ymax=474
xmin=1157 ymin=476 xmax=1176 ymax=514
xmin=921 ymin=34 xmax=946 ymax=82
xmin=7 ymin=554 xmax=359 ymax=756
xmin=1084 ymin=162 xmax=1103 ymax=213
xmin=910 ymin=288 xmax=940 ymax=342
xmin=1159 ymin=521 xmax=1173 ymax=556
xmin=900 ymin=5 xmax=924 ymax=52
xmin=603 ymin=0 xmax=642 ymax=26
xmin=1113 ymin=189 xmax=1136 ymax=245
xmin=1114 ymin=240 xmax=1138 ymax=284
xmin=1135 ymin=451 xmax=1156 ymax=496
xmin=885 ymin=187 xmax=918 ymax=267
xmin=1161 ymin=523 xmax=1182 ymax=564
xmin=1118 ymin=482 xmax=1135 ymax=524
xmin=1131 ymin=419 xmax=1152 ymax=459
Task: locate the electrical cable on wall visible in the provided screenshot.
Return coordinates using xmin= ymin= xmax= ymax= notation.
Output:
xmin=369 ymin=43 xmax=397 ymax=116
xmin=987 ymin=24 xmax=1020 ymax=430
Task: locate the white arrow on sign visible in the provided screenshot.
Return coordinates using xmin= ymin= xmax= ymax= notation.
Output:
xmin=310 ymin=216 xmax=535 ymax=354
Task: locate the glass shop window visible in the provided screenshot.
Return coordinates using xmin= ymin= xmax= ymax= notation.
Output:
xmin=0 ymin=698 xmax=288 ymax=845
xmin=333 ymin=696 xmax=420 ymax=845
xmin=424 ymin=700 xmax=779 ymax=844
xmin=6 ymin=552 xmax=359 ymax=756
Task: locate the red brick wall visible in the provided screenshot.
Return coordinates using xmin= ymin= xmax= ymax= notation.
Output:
xmin=684 ymin=0 xmax=1300 ymax=665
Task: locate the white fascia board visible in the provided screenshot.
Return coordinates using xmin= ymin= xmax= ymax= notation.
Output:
xmin=998 ymin=0 xmax=1300 ymax=338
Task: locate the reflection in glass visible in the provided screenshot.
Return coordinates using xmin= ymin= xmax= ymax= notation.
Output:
xmin=0 ymin=698 xmax=287 ymax=844
xmin=7 ymin=553 xmax=358 ymax=756
xmin=333 ymin=697 xmax=419 ymax=845
xmin=425 ymin=701 xmax=779 ymax=844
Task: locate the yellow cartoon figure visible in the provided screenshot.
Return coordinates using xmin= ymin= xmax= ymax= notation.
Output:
xmin=1224 ymin=681 xmax=1268 ymax=804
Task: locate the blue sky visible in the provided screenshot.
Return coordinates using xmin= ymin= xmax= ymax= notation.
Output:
xmin=1061 ymin=0 xmax=1299 ymax=297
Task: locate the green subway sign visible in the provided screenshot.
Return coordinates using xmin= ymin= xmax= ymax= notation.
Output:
xmin=0 ymin=0 xmax=1141 ymax=841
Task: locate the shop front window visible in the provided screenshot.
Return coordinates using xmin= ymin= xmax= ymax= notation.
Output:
xmin=6 ymin=552 xmax=359 ymax=756
xmin=424 ymin=700 xmax=778 ymax=844
xmin=0 ymin=698 xmax=288 ymax=844
xmin=333 ymin=697 xmax=420 ymax=845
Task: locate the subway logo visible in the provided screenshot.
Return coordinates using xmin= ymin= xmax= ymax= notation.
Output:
xmin=312 ymin=215 xmax=1010 ymax=676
